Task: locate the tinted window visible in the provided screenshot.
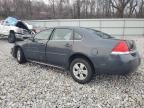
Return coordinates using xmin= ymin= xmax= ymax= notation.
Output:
xmin=51 ymin=29 xmax=73 ymax=40
xmin=74 ymin=32 xmax=82 ymax=40
xmin=34 ymin=29 xmax=53 ymax=40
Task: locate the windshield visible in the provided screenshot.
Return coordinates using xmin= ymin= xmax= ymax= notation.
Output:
xmin=88 ymin=29 xmax=113 ymax=39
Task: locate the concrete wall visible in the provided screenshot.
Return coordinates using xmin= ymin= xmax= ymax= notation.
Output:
xmin=27 ymin=19 xmax=144 ymax=37
xmin=27 ymin=19 xmax=144 ymax=57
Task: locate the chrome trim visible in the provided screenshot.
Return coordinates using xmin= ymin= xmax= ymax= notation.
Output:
xmin=27 ymin=59 xmax=65 ymax=70
xmin=111 ymin=50 xmax=137 ymax=55
xmin=49 ymin=40 xmax=81 ymax=41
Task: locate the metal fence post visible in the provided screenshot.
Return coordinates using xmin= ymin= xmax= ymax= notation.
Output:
xmin=123 ymin=19 xmax=126 ymax=40
xmin=100 ymin=19 xmax=102 ymax=32
xmin=143 ymin=19 xmax=144 ymax=37
xmin=79 ymin=19 xmax=80 ymax=27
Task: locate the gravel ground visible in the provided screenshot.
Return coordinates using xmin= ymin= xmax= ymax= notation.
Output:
xmin=0 ymin=38 xmax=144 ymax=108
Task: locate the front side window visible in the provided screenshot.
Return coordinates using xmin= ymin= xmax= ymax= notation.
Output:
xmin=51 ymin=29 xmax=73 ymax=40
xmin=34 ymin=29 xmax=53 ymax=40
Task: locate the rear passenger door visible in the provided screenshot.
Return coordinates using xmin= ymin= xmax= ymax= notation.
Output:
xmin=46 ymin=28 xmax=73 ymax=67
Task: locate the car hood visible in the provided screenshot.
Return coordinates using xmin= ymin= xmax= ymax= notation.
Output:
xmin=25 ymin=23 xmax=33 ymax=29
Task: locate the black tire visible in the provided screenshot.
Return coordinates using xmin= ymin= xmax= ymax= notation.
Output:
xmin=8 ymin=32 xmax=16 ymax=43
xmin=70 ymin=58 xmax=94 ymax=84
xmin=16 ymin=48 xmax=26 ymax=64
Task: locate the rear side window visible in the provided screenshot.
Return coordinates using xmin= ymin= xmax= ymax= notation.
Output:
xmin=51 ymin=29 xmax=73 ymax=40
xmin=74 ymin=32 xmax=82 ymax=40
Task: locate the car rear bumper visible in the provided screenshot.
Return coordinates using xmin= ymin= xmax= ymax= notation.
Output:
xmin=93 ymin=52 xmax=141 ymax=75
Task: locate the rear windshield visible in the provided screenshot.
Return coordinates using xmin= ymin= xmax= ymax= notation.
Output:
xmin=88 ymin=29 xmax=113 ymax=39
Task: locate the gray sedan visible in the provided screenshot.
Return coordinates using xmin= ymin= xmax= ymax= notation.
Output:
xmin=11 ymin=27 xmax=141 ymax=84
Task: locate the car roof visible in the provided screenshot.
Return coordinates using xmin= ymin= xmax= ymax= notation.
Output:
xmin=48 ymin=26 xmax=98 ymax=34
xmin=54 ymin=26 xmax=92 ymax=30
xmin=42 ymin=26 xmax=100 ymax=38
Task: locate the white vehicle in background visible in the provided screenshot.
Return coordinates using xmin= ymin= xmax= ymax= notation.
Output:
xmin=0 ymin=17 xmax=35 ymax=43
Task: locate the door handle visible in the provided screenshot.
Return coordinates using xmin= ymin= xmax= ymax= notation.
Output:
xmin=64 ymin=43 xmax=72 ymax=47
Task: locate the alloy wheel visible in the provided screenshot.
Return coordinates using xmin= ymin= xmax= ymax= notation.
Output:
xmin=73 ymin=63 xmax=88 ymax=80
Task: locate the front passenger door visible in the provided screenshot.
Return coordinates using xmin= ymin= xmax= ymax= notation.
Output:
xmin=25 ymin=29 xmax=53 ymax=62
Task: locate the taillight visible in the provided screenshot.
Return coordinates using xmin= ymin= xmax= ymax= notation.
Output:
xmin=111 ymin=41 xmax=129 ymax=54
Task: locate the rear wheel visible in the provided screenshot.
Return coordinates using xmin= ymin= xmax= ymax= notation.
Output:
xmin=8 ymin=32 xmax=16 ymax=43
xmin=16 ymin=48 xmax=26 ymax=64
xmin=70 ymin=58 xmax=93 ymax=84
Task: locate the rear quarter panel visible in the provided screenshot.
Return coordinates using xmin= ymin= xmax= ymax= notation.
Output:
xmin=72 ymin=37 xmax=120 ymax=69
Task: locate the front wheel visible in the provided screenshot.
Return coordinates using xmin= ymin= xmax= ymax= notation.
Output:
xmin=70 ymin=58 xmax=94 ymax=84
xmin=16 ymin=48 xmax=26 ymax=64
xmin=8 ymin=32 xmax=16 ymax=43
